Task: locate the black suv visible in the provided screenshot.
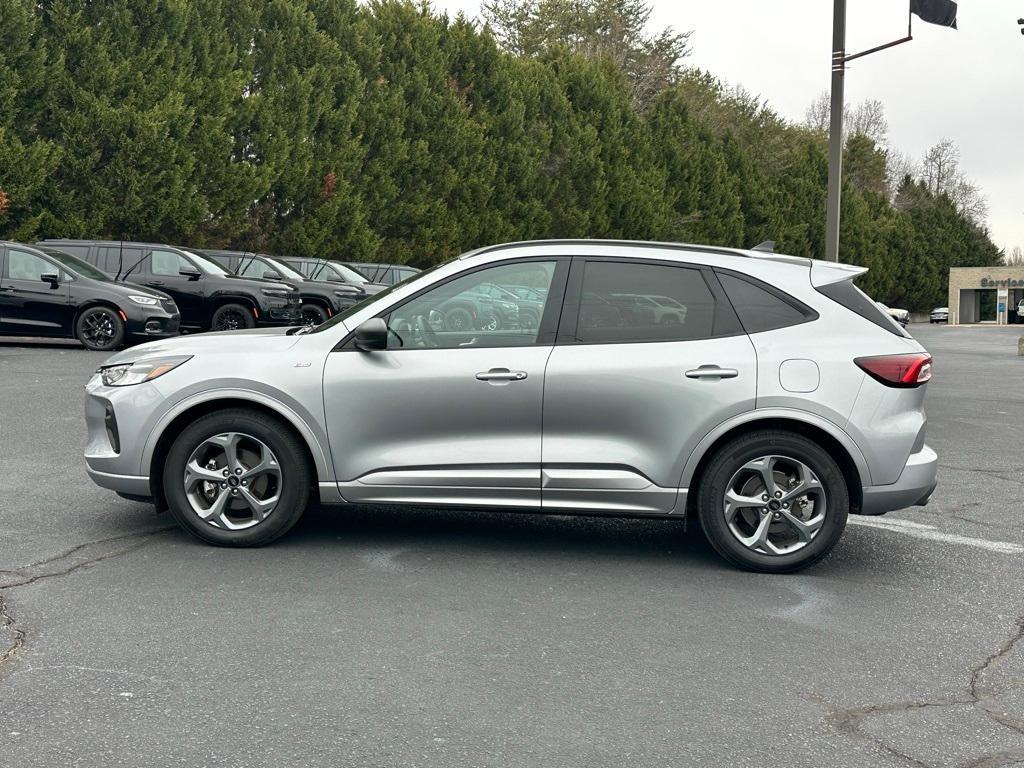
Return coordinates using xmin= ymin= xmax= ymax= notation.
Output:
xmin=278 ymin=257 xmax=387 ymax=296
xmin=343 ymin=262 xmax=419 ymax=286
xmin=36 ymin=240 xmax=301 ymax=332
xmin=194 ymin=249 xmax=365 ymax=325
xmin=1 ymin=242 xmax=179 ymax=350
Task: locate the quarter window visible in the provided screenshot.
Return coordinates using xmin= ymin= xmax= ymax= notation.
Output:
xmin=386 ymin=261 xmax=557 ymax=350
xmin=573 ymin=261 xmax=722 ymax=343
xmin=716 ymin=272 xmax=814 ymax=333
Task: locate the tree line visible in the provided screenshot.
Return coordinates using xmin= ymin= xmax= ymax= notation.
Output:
xmin=0 ymin=0 xmax=1003 ymax=309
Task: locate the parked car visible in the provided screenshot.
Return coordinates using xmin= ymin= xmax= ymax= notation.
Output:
xmin=343 ymin=262 xmax=420 ymax=286
xmin=37 ymin=240 xmax=301 ymax=332
xmin=877 ymin=302 xmax=909 ymax=327
xmin=929 ymin=307 xmax=949 ymax=324
xmin=0 ymin=241 xmax=179 ymax=350
xmin=433 ymin=281 xmax=520 ymax=331
xmin=1017 ymin=299 xmax=1024 ymax=323
xmin=279 ymin=257 xmax=387 ymax=296
xmin=610 ymin=293 xmax=688 ymax=325
xmin=83 ymin=240 xmax=937 ymax=573
xmin=195 ymin=249 xmax=365 ymax=325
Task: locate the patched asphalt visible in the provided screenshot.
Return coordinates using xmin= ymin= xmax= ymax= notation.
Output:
xmin=1 ymin=324 xmax=1023 ymax=767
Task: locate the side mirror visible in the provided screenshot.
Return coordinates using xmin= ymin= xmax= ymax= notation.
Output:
xmin=354 ymin=317 xmax=388 ymax=351
xmin=263 ymin=270 xmax=282 ymax=280
xmin=180 ymin=269 xmax=202 ymax=281
xmin=40 ymin=273 xmax=60 ymax=288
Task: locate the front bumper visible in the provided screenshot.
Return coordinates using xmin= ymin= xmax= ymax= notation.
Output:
xmin=256 ymin=300 xmax=302 ymax=326
xmin=859 ymin=444 xmax=938 ymax=515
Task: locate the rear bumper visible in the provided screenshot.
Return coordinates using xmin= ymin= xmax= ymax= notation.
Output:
xmin=859 ymin=444 xmax=938 ymax=515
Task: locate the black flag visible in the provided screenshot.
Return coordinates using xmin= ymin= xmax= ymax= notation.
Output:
xmin=911 ymin=0 xmax=958 ymax=29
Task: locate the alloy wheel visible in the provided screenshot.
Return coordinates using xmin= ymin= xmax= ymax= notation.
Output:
xmin=215 ymin=310 xmax=247 ymax=331
xmin=81 ymin=309 xmax=117 ymax=347
xmin=722 ymin=455 xmax=826 ymax=555
xmin=183 ymin=432 xmax=282 ymax=530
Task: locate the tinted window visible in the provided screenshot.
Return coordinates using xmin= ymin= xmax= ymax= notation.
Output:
xmin=97 ymin=246 xmax=142 ymax=275
xmin=5 ymin=249 xmax=54 ymax=280
xmin=574 ymin=261 xmax=722 ymax=343
xmin=38 ymin=248 xmax=110 ymax=281
xmin=54 ymin=244 xmax=90 ymax=259
xmin=717 ymin=272 xmax=813 ymax=333
xmin=237 ymin=256 xmax=271 ymax=279
xmin=816 ymin=278 xmax=909 ymax=337
xmin=386 ymin=261 xmax=557 ymax=350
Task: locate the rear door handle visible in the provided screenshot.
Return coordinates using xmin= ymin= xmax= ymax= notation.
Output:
xmin=685 ymin=366 xmax=739 ymax=379
xmin=476 ymin=367 xmax=528 ymax=382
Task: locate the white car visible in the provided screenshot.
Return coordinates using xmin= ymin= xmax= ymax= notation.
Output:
xmin=929 ymin=307 xmax=949 ymax=324
xmin=877 ymin=302 xmax=909 ymax=328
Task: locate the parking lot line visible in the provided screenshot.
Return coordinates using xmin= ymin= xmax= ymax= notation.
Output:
xmin=849 ymin=516 xmax=1024 ymax=554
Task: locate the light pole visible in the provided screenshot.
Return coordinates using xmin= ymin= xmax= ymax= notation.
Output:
xmin=822 ymin=0 xmax=956 ymax=261
xmin=824 ymin=0 xmax=846 ymax=264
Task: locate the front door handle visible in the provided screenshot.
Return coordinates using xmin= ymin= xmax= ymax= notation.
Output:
xmin=685 ymin=365 xmax=739 ymax=380
xmin=476 ymin=367 xmax=528 ymax=382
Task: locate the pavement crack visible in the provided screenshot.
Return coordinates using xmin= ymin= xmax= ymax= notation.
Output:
xmin=810 ymin=608 xmax=1024 ymax=768
xmin=0 ymin=526 xmax=174 ymax=677
xmin=937 ymin=464 xmax=1024 ymax=486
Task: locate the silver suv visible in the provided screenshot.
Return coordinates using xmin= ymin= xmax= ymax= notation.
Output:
xmin=83 ymin=241 xmax=938 ymax=572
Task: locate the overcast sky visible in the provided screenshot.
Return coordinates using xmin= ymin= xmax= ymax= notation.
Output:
xmin=431 ymin=0 xmax=1023 ymax=254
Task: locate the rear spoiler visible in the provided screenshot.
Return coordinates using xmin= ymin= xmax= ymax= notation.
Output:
xmin=809 ymin=259 xmax=868 ymax=288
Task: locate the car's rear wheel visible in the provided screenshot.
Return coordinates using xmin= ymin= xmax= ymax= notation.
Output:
xmin=696 ymin=430 xmax=849 ymax=573
xmin=163 ymin=409 xmax=311 ymax=546
xmin=76 ymin=306 xmax=125 ymax=351
xmin=301 ymin=303 xmax=328 ymax=326
xmin=211 ymin=303 xmax=255 ymax=331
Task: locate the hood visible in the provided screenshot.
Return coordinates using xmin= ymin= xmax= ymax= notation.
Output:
xmin=99 ymin=279 xmax=173 ymax=303
xmin=98 ymin=325 xmax=298 ymax=367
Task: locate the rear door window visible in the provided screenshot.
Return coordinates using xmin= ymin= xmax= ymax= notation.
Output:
xmin=569 ymin=260 xmax=738 ymax=344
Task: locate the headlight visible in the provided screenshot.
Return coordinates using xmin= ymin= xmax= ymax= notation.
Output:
xmin=99 ymin=356 xmax=192 ymax=387
xmin=261 ymin=288 xmax=290 ymax=297
xmin=128 ymin=295 xmax=159 ymax=306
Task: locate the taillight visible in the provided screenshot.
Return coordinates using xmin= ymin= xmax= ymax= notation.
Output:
xmin=855 ymin=353 xmax=932 ymax=387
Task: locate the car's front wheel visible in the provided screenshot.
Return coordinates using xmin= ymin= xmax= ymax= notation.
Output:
xmin=211 ymin=303 xmax=255 ymax=331
xmin=163 ymin=409 xmax=312 ymax=546
xmin=696 ymin=430 xmax=849 ymax=573
xmin=76 ymin=306 xmax=125 ymax=351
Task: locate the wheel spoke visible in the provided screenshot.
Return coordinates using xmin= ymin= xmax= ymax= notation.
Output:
xmin=779 ymin=508 xmax=825 ymax=543
xmin=197 ymin=487 xmax=232 ymax=527
xmin=238 ymin=487 xmax=277 ymax=521
xmin=241 ymin=453 xmax=279 ymax=481
xmin=724 ymin=489 xmax=764 ymax=523
xmin=184 ymin=459 xmax=225 ymax=487
xmin=742 ymin=456 xmax=779 ymax=496
xmin=781 ymin=463 xmax=822 ymax=503
xmin=736 ymin=511 xmax=773 ymax=552
xmin=207 ymin=433 xmax=244 ymax=474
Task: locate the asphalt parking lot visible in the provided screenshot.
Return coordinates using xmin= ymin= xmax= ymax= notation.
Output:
xmin=2 ymin=324 xmax=1023 ymax=767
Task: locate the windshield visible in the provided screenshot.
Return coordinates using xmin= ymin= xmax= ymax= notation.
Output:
xmin=309 ymin=260 xmax=368 ymax=284
xmin=262 ymin=257 xmax=306 ymax=281
xmin=37 ymin=247 xmax=110 ymax=281
xmin=309 ymin=260 xmax=448 ymax=334
xmin=183 ymin=249 xmax=231 ymax=276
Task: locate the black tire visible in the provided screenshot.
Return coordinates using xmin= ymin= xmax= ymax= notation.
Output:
xmin=695 ymin=430 xmax=849 ymax=573
xmin=301 ymin=303 xmax=329 ymax=326
xmin=211 ymin=303 xmax=255 ymax=331
xmin=75 ymin=306 xmax=125 ymax=351
xmin=163 ymin=408 xmax=312 ymax=546
xmin=444 ymin=306 xmax=474 ymax=331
